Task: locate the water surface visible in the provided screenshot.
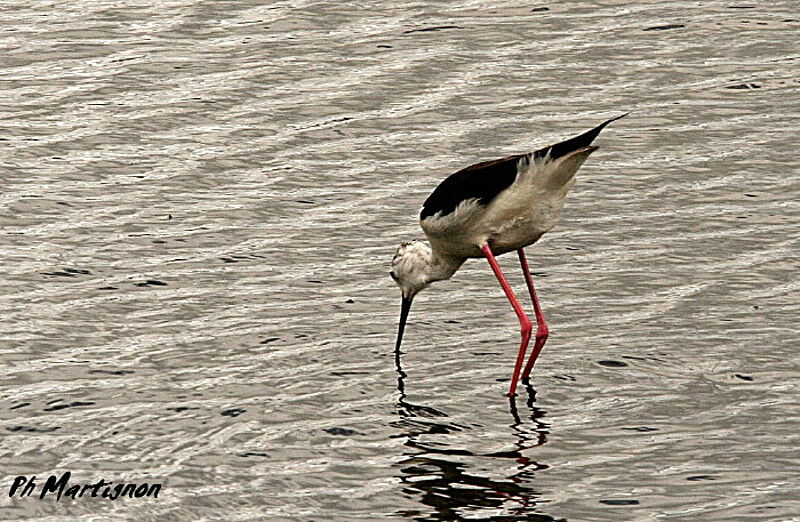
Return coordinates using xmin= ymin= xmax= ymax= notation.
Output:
xmin=1 ymin=1 xmax=799 ymax=520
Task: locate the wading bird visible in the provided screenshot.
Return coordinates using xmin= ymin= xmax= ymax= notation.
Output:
xmin=390 ymin=114 xmax=625 ymax=396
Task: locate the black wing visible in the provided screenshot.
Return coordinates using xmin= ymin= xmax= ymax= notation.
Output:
xmin=419 ymin=114 xmax=627 ymax=220
xmin=420 ymin=153 xmax=527 ymax=220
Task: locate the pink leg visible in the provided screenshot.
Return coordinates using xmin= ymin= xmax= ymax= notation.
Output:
xmin=481 ymin=244 xmax=532 ymax=397
xmin=518 ymin=249 xmax=549 ymax=379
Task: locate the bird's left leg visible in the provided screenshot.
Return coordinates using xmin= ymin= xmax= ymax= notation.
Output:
xmin=517 ymin=248 xmax=549 ymax=380
xmin=481 ymin=243 xmax=532 ymax=397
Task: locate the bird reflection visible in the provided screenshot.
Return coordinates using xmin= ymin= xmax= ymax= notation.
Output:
xmin=392 ymin=348 xmax=562 ymax=521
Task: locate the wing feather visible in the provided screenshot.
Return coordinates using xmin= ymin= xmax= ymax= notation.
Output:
xmin=420 ymin=154 xmax=527 ymax=220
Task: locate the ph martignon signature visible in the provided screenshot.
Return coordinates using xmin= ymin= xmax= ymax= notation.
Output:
xmin=9 ymin=472 xmax=161 ymax=501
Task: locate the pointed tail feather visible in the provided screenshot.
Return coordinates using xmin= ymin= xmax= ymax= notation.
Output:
xmin=542 ymin=145 xmax=599 ymax=190
xmin=534 ymin=113 xmax=628 ymax=161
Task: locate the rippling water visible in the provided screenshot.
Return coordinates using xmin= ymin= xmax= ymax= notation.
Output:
xmin=1 ymin=1 xmax=799 ymax=520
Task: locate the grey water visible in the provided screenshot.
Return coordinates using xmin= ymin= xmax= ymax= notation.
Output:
xmin=1 ymin=1 xmax=799 ymax=520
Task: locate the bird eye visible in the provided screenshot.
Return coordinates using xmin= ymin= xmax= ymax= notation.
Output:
xmin=389 ymin=271 xmax=399 ymax=281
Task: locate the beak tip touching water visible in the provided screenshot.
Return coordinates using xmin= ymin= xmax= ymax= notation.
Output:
xmin=395 ymin=295 xmax=413 ymax=352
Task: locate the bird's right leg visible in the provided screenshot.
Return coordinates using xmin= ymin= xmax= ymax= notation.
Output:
xmin=481 ymin=244 xmax=532 ymax=397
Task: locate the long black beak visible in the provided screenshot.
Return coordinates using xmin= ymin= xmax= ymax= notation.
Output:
xmin=395 ymin=295 xmax=413 ymax=352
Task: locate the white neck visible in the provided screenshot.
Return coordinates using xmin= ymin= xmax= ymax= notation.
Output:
xmin=423 ymin=243 xmax=465 ymax=283
xmin=393 ymin=240 xmax=466 ymax=297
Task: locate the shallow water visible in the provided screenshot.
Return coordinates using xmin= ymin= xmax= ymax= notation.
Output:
xmin=1 ymin=1 xmax=799 ymax=520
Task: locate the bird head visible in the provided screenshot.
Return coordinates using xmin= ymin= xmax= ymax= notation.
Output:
xmin=390 ymin=240 xmax=434 ymax=351
xmin=390 ymin=240 xmax=433 ymax=299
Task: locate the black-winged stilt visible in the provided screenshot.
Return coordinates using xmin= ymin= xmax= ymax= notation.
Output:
xmin=390 ymin=114 xmax=626 ymax=396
